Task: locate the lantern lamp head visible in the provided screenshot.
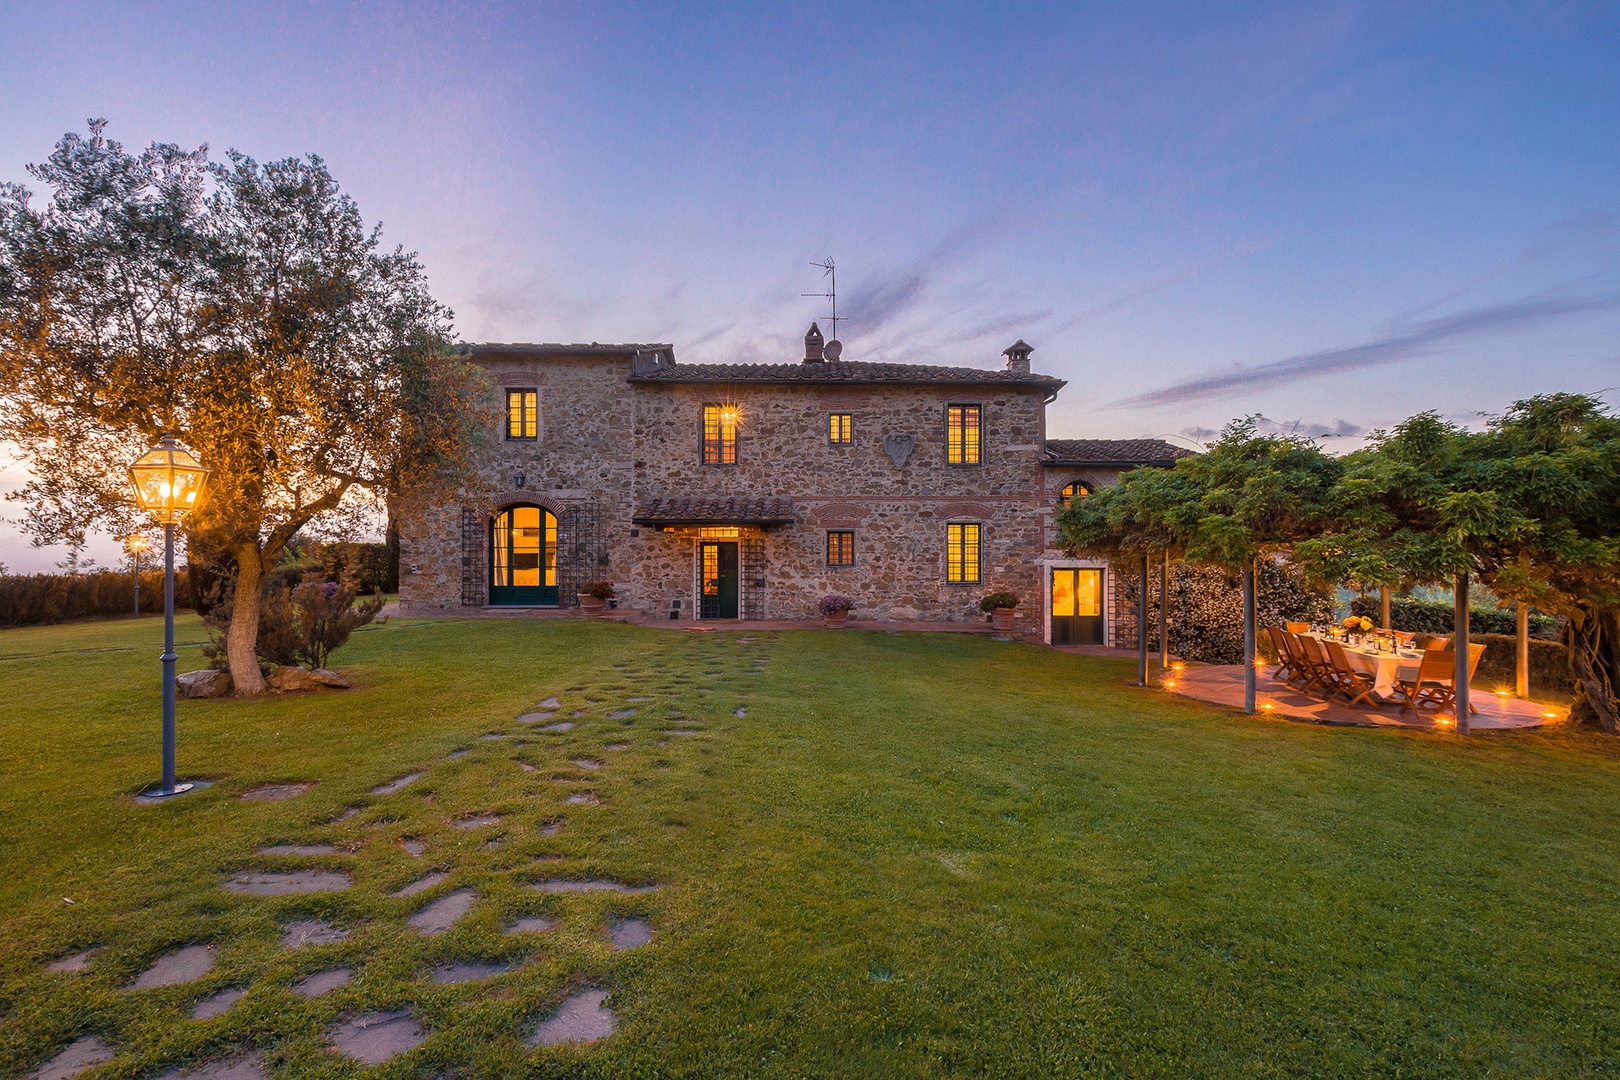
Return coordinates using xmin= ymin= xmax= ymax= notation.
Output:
xmin=127 ymin=436 xmax=210 ymax=525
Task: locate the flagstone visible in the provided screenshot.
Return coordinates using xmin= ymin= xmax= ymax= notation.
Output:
xmin=527 ymin=990 xmax=616 ymax=1046
xmin=392 ymin=872 xmax=448 ymax=897
xmin=222 ymin=871 xmax=350 ymax=895
xmin=430 ymin=961 xmax=511 ymax=984
xmin=150 ymin=1054 xmax=264 ymax=1079
xmin=607 ymin=917 xmax=653 ymax=950
xmin=507 ymin=916 xmax=554 ymax=934
xmin=240 ymin=782 xmax=313 ymax=802
xmin=565 ymin=792 xmax=600 ymax=805
xmin=27 ymin=1036 xmax=114 ymax=1080
xmin=530 ymin=879 xmax=656 ymax=894
xmin=516 ymin=712 xmax=556 ymax=724
xmin=371 ymin=772 xmax=422 ymax=795
xmin=292 ymin=968 xmax=351 ymax=998
xmin=44 ymin=948 xmax=98 ymax=974
xmin=129 ymin=945 xmax=214 ymax=989
xmin=401 ymin=839 xmax=427 ymax=856
xmin=282 ymin=920 xmax=350 ymax=948
xmin=537 ymin=696 xmax=561 ymax=708
xmin=408 ymin=889 xmax=476 ymax=934
xmin=609 ymin=710 xmax=635 ymax=719
xmin=452 ymin=814 xmax=501 ymax=829
xmin=189 ymin=988 xmax=246 ymax=1020
xmin=256 ymin=843 xmax=339 ymax=856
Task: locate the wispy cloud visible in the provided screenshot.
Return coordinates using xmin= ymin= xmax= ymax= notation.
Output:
xmin=1113 ymin=289 xmax=1620 ymax=408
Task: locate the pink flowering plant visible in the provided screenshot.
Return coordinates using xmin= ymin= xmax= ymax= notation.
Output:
xmin=580 ymin=581 xmax=615 ymax=600
xmin=818 ymin=594 xmax=853 ymax=616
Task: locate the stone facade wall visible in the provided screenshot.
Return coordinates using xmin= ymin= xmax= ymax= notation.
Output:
xmin=400 ymin=351 xmax=1060 ymax=630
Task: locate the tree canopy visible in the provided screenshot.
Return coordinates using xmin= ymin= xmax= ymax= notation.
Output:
xmin=0 ymin=121 xmax=488 ymax=693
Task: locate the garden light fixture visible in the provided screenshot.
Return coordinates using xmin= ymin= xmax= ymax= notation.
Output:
xmin=127 ymin=436 xmax=210 ymax=800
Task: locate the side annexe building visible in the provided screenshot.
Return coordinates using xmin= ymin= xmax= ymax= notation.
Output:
xmin=398 ymin=327 xmax=1189 ymax=645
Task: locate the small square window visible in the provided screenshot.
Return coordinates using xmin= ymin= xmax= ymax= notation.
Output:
xmin=703 ymin=403 xmax=738 ymax=465
xmin=946 ymin=522 xmax=980 ymax=583
xmin=829 ymin=413 xmax=853 ymax=444
xmin=505 ymin=389 xmax=537 ymax=440
xmin=946 ymin=404 xmax=981 ymax=465
xmin=827 ymin=530 xmax=855 ymax=566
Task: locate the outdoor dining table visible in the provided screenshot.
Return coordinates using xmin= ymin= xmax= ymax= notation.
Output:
xmin=1306 ymin=635 xmax=1423 ymax=699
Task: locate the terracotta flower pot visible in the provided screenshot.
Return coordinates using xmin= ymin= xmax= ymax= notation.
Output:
xmin=990 ymin=607 xmax=1016 ymax=630
xmin=823 ymin=609 xmax=849 ymax=627
xmin=578 ymin=594 xmax=606 ymax=617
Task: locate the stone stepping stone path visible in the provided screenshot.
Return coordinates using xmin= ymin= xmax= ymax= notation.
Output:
xmin=408 ymin=889 xmax=476 ymax=934
xmin=518 ymin=762 xmax=537 ymax=772
xmin=256 ymin=843 xmax=339 ymax=856
xmin=371 ymin=772 xmax=422 ymax=795
xmin=604 ymin=743 xmax=629 ymax=752
xmin=189 ymin=988 xmax=246 ymax=1020
xmin=539 ymin=820 xmax=565 ymax=836
xmin=44 ymin=948 xmax=98 ymax=974
xmin=222 ymin=871 xmax=350 ymax=895
xmin=516 ymin=711 xmax=556 ymax=724
xmin=662 ymin=729 xmax=705 ymax=737
xmin=480 ymin=733 xmax=505 ymax=741
xmin=28 ymin=1036 xmax=113 ymax=1080
xmin=401 ymin=839 xmax=427 ymax=856
xmin=129 ymin=945 xmax=215 ymax=989
xmin=292 ymin=968 xmax=351 ymax=998
xmin=735 ymin=708 xmax=747 ymax=718
xmin=536 ymin=696 xmax=561 ymax=708
xmin=530 ymin=879 xmax=656 ymax=894
xmin=239 ymin=782 xmax=314 ymax=802
xmin=452 ymin=813 xmax=501 ymax=829
xmin=628 ymin=696 xmax=652 ymax=702
xmin=393 ymin=872 xmax=448 ymax=897
xmin=331 ymin=1011 xmax=426 ymax=1065
xmin=565 ymin=792 xmax=601 ymax=806
xmin=281 ymin=920 xmax=350 ymax=948
xmin=609 ymin=710 xmax=636 ymax=720
xmin=528 ymin=990 xmax=616 ymax=1047
xmin=570 ymin=710 xmax=587 ymax=718
xmin=331 ymin=806 xmax=362 ymax=823
xmin=506 ymin=916 xmax=554 ymax=934
xmin=151 ymin=1054 xmax=264 ymax=1079
xmin=430 ymin=960 xmax=511 ymax=984
xmin=608 ymin=917 xmax=653 ymax=950
xmin=447 ymin=749 xmax=469 ymax=760
xmin=571 ymin=758 xmax=603 ymax=770
xmin=537 ymin=721 xmax=574 ymax=732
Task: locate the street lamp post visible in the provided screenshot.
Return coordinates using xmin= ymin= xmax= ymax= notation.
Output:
xmin=127 ymin=436 xmax=210 ymax=799
xmin=129 ymin=535 xmax=148 ymax=617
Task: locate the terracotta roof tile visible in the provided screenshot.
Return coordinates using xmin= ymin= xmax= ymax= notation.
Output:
xmin=627 ymin=360 xmax=1064 ymax=390
xmin=632 ymin=496 xmax=797 ymax=526
xmin=1044 ymin=439 xmax=1195 ymax=465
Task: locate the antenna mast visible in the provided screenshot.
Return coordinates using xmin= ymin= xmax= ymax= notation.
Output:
xmin=801 ymin=257 xmax=845 ymax=342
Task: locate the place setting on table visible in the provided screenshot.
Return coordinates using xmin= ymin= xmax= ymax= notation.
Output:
xmin=1307 ymin=619 xmax=1424 ymax=699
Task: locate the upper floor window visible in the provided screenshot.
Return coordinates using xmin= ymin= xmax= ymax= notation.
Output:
xmin=829 ymin=413 xmax=853 ymax=444
xmin=946 ymin=404 xmax=982 ymax=465
xmin=946 ymin=523 xmax=981 ymax=584
xmin=702 ymin=403 xmax=738 ymax=465
xmin=1061 ymin=481 xmax=1092 ymax=506
xmin=827 ymin=530 xmax=855 ymax=566
xmin=505 ymin=389 xmax=537 ymax=440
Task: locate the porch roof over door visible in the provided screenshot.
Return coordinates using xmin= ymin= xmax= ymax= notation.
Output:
xmin=632 ymin=496 xmax=797 ymax=528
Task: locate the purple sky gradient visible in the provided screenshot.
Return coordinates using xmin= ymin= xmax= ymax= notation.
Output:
xmin=1 ymin=2 xmax=1617 ymax=571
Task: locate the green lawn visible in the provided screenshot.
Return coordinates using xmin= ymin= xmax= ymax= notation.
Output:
xmin=3 ymin=614 xmax=1619 ymax=1078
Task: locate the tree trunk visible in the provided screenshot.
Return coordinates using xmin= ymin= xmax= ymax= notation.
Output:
xmin=1567 ymin=603 xmax=1620 ymax=734
xmin=227 ymin=543 xmax=268 ymax=696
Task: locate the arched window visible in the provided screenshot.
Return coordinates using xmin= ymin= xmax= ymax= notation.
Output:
xmin=1060 ymin=480 xmax=1092 ymax=506
xmin=489 ymin=504 xmax=557 ymax=605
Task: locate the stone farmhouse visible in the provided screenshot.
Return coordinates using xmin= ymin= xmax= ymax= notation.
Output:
xmin=397 ymin=326 xmax=1189 ymax=646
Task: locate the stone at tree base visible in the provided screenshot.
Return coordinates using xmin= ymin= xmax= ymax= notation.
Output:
xmin=27 ymin=1036 xmax=114 ymax=1080
xmin=177 ymin=669 xmax=233 ymax=698
xmin=266 ymin=666 xmax=351 ymax=692
xmin=128 ymin=945 xmax=216 ymax=989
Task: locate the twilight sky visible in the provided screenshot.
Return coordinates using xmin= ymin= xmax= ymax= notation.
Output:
xmin=2 ymin=1 xmax=1618 ymax=571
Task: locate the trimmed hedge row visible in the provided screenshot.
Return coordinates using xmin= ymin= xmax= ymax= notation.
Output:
xmin=1348 ymin=595 xmax=1560 ymax=639
xmin=0 ymin=569 xmax=192 ymax=628
xmin=1470 ymin=632 xmax=1573 ymax=697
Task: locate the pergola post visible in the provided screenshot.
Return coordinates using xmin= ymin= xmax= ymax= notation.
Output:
xmin=1159 ymin=549 xmax=1170 ymax=671
xmin=1380 ymin=585 xmax=1391 ymax=631
xmin=1455 ymin=572 xmax=1471 ymax=734
xmin=1516 ymin=601 xmax=1530 ymax=699
xmin=1137 ymin=554 xmax=1149 ymax=687
xmin=1243 ymin=560 xmax=1256 ymax=714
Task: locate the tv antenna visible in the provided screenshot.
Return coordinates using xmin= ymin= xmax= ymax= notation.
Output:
xmin=802 ymin=257 xmax=846 ymax=349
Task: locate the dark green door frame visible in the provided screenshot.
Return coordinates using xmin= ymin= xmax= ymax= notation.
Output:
xmin=489 ymin=504 xmax=558 ymax=606
xmin=699 ymin=541 xmax=739 ymax=619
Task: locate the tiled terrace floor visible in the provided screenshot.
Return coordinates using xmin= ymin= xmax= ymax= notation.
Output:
xmin=1167 ymin=664 xmax=1562 ymax=731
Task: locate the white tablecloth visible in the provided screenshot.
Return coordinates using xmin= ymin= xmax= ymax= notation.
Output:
xmin=1335 ymin=643 xmax=1423 ymax=697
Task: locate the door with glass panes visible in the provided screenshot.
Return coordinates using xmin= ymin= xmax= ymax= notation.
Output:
xmin=1050 ymin=567 xmax=1104 ymax=644
xmin=699 ymin=542 xmax=739 ymax=619
xmin=489 ymin=505 xmax=558 ymax=605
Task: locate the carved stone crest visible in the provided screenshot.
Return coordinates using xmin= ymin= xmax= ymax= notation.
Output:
xmin=884 ymin=434 xmax=916 ymax=469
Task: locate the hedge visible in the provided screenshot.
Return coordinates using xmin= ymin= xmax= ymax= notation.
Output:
xmin=0 ymin=569 xmax=192 ymax=628
xmin=1469 ymin=632 xmax=1573 ymax=698
xmin=1347 ymin=595 xmax=1559 ymax=639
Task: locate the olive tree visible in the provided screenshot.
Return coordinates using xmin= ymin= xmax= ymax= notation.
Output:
xmin=0 ymin=122 xmax=488 ymax=694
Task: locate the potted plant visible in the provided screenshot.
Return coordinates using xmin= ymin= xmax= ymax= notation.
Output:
xmin=579 ymin=581 xmax=614 ymax=616
xmin=980 ymin=591 xmax=1019 ymax=630
xmin=819 ymin=594 xmax=852 ymax=627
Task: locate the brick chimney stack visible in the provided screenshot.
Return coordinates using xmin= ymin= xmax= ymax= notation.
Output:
xmin=803 ymin=322 xmax=825 ymax=363
xmin=1003 ymin=339 xmax=1033 ymax=374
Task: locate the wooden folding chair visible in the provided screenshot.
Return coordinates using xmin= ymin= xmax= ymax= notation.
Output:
xmin=1438 ymin=640 xmax=1487 ymax=715
xmin=1295 ymin=635 xmax=1341 ymax=697
xmin=1325 ymin=640 xmax=1378 ymax=707
xmin=1392 ymin=630 xmax=1416 ymax=647
xmin=1264 ymin=626 xmax=1305 ymax=685
xmin=1398 ymin=649 xmax=1457 ymax=715
xmin=1285 ymin=621 xmax=1311 ymax=634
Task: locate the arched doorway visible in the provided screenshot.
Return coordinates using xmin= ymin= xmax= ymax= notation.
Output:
xmin=490 ymin=504 xmax=557 ymax=605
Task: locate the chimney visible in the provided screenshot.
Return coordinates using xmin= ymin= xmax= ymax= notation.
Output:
xmin=803 ymin=322 xmax=825 ymax=363
xmin=1002 ymin=339 xmax=1033 ymax=375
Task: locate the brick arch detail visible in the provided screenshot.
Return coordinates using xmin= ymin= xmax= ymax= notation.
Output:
xmin=484 ymin=491 xmax=566 ymax=519
xmin=810 ymin=501 xmax=870 ymax=528
xmin=935 ymin=501 xmax=996 ymax=520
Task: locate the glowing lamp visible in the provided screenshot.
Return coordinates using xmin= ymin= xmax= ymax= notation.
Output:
xmin=127 ymin=437 xmax=210 ymax=525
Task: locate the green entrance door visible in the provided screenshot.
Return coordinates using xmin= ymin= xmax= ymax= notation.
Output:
xmin=490 ymin=505 xmax=558 ymax=606
xmin=699 ymin=541 xmax=739 ymax=619
xmin=1051 ymin=567 xmax=1104 ymax=644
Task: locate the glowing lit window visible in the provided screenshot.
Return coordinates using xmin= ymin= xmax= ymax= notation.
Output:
xmin=703 ymin=403 xmax=738 ymax=465
xmin=829 ymin=413 xmax=853 ymax=444
xmin=946 ymin=523 xmax=980 ymax=584
xmin=1061 ymin=481 xmax=1091 ymax=506
xmin=946 ymin=404 xmax=981 ymax=465
xmin=827 ymin=531 xmax=855 ymax=566
xmin=505 ymin=389 xmax=537 ymax=440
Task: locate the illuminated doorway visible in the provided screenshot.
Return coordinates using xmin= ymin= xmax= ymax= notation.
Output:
xmin=490 ymin=505 xmax=557 ymax=605
xmin=1051 ymin=567 xmax=1104 ymax=644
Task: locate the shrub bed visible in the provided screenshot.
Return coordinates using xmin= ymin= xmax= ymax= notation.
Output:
xmin=0 ymin=570 xmax=192 ymax=628
xmin=1348 ymin=595 xmax=1559 ymax=639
